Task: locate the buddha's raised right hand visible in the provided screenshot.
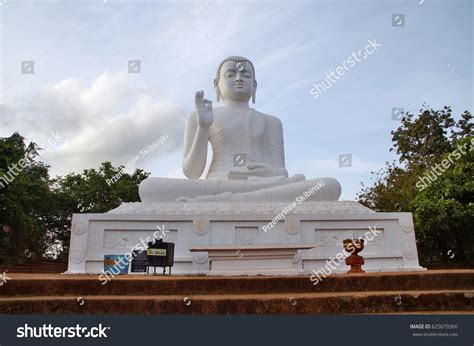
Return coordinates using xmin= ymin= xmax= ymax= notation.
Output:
xmin=195 ymin=90 xmax=213 ymax=128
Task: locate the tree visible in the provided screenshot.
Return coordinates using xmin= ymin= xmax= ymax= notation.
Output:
xmin=358 ymin=106 xmax=473 ymax=263
xmin=409 ymin=137 xmax=473 ymax=262
xmin=57 ymin=161 xmax=149 ymax=213
xmin=47 ymin=162 xmax=150 ymax=259
xmin=0 ymin=133 xmax=54 ymax=264
xmin=0 ymin=132 xmax=150 ymax=263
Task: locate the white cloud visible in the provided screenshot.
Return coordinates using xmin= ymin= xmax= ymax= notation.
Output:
xmin=0 ymin=71 xmax=185 ymax=176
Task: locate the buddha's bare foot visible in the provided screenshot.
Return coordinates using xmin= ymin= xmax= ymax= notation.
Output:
xmin=288 ymin=174 xmax=306 ymax=183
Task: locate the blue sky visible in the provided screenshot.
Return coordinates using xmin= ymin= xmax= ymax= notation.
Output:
xmin=0 ymin=0 xmax=472 ymax=200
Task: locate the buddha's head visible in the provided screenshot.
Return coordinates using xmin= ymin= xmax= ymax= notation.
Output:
xmin=214 ymin=56 xmax=257 ymax=104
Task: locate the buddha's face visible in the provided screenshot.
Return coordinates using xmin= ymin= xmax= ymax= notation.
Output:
xmin=215 ymin=60 xmax=256 ymax=102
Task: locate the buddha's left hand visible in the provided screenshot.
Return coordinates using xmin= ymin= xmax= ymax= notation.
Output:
xmin=227 ymin=163 xmax=276 ymax=179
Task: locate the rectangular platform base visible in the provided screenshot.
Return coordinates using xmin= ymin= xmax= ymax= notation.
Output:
xmin=67 ymin=201 xmax=425 ymax=276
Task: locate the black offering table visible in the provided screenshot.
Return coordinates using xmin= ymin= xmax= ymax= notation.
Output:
xmin=147 ymin=239 xmax=175 ymax=275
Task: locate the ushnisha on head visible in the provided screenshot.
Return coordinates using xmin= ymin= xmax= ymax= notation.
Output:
xmin=214 ymin=56 xmax=257 ymax=104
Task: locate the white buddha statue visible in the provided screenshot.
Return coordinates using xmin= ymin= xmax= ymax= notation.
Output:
xmin=139 ymin=56 xmax=341 ymax=203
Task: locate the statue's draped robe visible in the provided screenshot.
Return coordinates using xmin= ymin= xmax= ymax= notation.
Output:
xmin=207 ymin=109 xmax=282 ymax=178
xmin=139 ymin=109 xmax=341 ymax=202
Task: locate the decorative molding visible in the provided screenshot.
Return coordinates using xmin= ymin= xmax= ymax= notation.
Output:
xmin=292 ymin=252 xmax=302 ymax=264
xmin=108 ymin=201 xmax=375 ymax=215
xmin=316 ymin=229 xmax=384 ymax=247
xmin=236 ymin=227 xmax=258 ymax=245
xmin=193 ymin=218 xmax=209 ymax=235
xmin=400 ymin=218 xmax=414 ymax=233
xmin=70 ymin=250 xmax=86 ymax=264
xmin=71 ymin=220 xmax=87 ymax=235
xmin=104 ymin=230 xmax=178 ymax=248
xmin=286 ymin=218 xmax=300 ymax=235
xmin=320 ymin=233 xmax=332 ymax=245
xmin=193 ymin=253 xmax=208 ymax=265
xmin=104 ymin=235 xmax=123 ymax=248
xmin=402 ymin=243 xmax=417 ymax=260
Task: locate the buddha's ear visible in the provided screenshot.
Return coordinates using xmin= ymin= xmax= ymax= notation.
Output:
xmin=214 ymin=79 xmax=221 ymax=102
xmin=252 ymin=80 xmax=257 ymax=104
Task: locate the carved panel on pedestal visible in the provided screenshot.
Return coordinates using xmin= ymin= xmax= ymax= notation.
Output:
xmin=286 ymin=218 xmax=300 ymax=235
xmin=193 ymin=218 xmax=209 ymax=235
xmin=235 ymin=227 xmax=258 ymax=245
xmin=315 ymin=228 xmax=384 ymax=247
xmin=104 ymin=230 xmax=178 ymax=248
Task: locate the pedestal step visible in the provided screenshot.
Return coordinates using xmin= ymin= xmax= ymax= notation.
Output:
xmin=1 ymin=290 xmax=472 ymax=314
xmin=1 ymin=270 xmax=472 ymax=314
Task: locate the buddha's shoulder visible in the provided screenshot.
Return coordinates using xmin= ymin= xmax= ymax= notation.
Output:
xmin=252 ymin=110 xmax=283 ymax=125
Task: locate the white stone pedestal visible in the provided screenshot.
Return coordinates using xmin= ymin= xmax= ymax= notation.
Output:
xmin=66 ymin=201 xmax=425 ymax=275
